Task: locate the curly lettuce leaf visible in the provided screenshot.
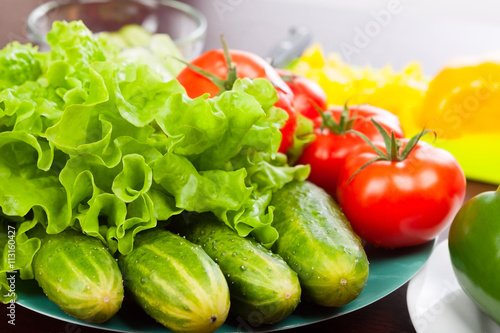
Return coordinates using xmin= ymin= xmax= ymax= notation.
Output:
xmin=197 ymin=90 xmax=267 ymax=170
xmin=0 ymin=216 xmax=42 ymax=303
xmin=0 ymin=42 xmax=42 ymax=90
xmin=147 ymin=184 xmax=182 ymax=221
xmin=47 ymin=20 xmax=107 ymax=73
xmin=154 ymin=152 xmax=252 ymax=214
xmin=72 ymin=191 xmax=159 ymax=255
xmin=114 ymin=63 xmax=186 ymax=127
xmin=231 ymin=149 xmax=310 ymax=193
xmin=232 ymin=78 xmax=287 ymax=154
xmin=224 ymin=190 xmax=278 ymax=248
xmin=112 ymin=154 xmax=152 ymax=203
xmin=60 ymin=151 xmax=175 ymax=254
xmin=155 ymin=93 xmax=227 ymax=156
xmin=0 ymin=81 xmax=63 ymax=136
xmin=59 ymin=154 xmax=120 ymax=206
xmin=0 ymin=132 xmax=71 ymax=234
xmin=233 ymin=77 xmax=278 ymax=109
xmin=287 ymin=113 xmax=316 ymax=165
xmin=45 ymin=61 xmax=183 ymax=165
xmin=157 ymin=86 xmax=268 ymax=171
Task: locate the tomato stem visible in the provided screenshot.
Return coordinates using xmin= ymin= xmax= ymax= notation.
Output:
xmin=172 ymin=35 xmax=239 ymax=94
xmin=347 ymin=120 xmax=435 ymax=181
xmin=316 ymin=102 xmax=357 ymax=135
xmin=348 ymin=156 xmax=386 ymax=182
xmin=390 ymin=133 xmax=400 ymax=161
xmin=279 ymin=72 xmax=297 ymax=84
xmin=399 ymin=126 xmax=435 ymax=160
xmin=173 ymin=57 xmax=227 ymax=91
xmin=220 ymin=35 xmax=238 ymax=91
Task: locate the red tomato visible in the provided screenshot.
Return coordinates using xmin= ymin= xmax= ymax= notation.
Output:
xmin=296 ymin=104 xmax=404 ymax=198
xmin=276 ymin=69 xmax=328 ymax=119
xmin=176 ymin=49 xmax=296 ymax=153
xmin=336 ymin=139 xmax=466 ymax=248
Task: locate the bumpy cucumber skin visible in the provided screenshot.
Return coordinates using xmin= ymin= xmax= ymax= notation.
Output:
xmin=179 ymin=213 xmax=301 ymax=325
xmin=119 ymin=229 xmax=230 ymax=333
xmin=33 ymin=230 xmax=124 ymax=323
xmin=270 ymin=181 xmax=369 ymax=307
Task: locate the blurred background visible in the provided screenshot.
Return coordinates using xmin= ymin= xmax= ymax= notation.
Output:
xmin=2 ymin=0 xmax=500 ymax=74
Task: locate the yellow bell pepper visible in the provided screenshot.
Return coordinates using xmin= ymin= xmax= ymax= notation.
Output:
xmin=289 ymin=44 xmax=427 ymax=133
xmin=410 ymin=55 xmax=500 ymax=184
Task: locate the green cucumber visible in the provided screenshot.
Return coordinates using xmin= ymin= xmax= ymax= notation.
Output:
xmin=118 ymin=229 xmax=230 ymax=333
xmin=177 ymin=213 xmax=301 ymax=325
xmin=33 ymin=230 xmax=124 ymax=323
xmin=270 ymin=181 xmax=369 ymax=307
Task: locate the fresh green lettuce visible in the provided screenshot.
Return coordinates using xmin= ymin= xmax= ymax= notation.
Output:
xmin=0 ymin=20 xmax=309 ymax=303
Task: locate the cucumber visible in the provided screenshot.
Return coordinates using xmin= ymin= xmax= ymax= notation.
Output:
xmin=118 ymin=229 xmax=230 ymax=333
xmin=177 ymin=213 xmax=301 ymax=325
xmin=33 ymin=230 xmax=124 ymax=323
xmin=270 ymin=181 xmax=369 ymax=307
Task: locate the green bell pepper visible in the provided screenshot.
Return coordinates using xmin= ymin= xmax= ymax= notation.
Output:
xmin=448 ymin=185 xmax=500 ymax=325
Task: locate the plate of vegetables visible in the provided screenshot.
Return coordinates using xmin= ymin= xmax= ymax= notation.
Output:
xmin=1 ymin=20 xmax=465 ymax=333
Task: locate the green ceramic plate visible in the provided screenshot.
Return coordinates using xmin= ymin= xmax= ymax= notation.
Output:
xmin=16 ymin=239 xmax=436 ymax=332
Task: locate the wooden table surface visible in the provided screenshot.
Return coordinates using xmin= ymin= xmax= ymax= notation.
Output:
xmin=1 ymin=1 xmax=500 ymax=332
